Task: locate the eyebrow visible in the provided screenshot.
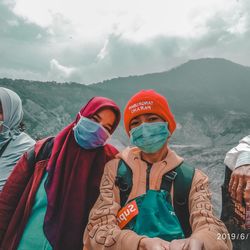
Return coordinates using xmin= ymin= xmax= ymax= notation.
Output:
xmin=93 ymin=114 xmax=113 ymax=130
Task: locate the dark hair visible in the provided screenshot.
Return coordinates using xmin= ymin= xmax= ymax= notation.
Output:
xmin=19 ymin=121 xmax=25 ymax=132
xmin=0 ymin=102 xmax=2 ymax=115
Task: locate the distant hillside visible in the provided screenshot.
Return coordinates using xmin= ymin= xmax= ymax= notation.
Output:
xmin=95 ymin=58 xmax=250 ymax=115
xmin=1 ymin=58 xmax=249 ymax=145
xmin=0 ymin=79 xmax=98 ymax=138
xmin=1 ymin=58 xmax=250 ymax=215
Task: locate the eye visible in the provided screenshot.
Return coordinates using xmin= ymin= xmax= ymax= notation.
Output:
xmin=130 ymin=120 xmax=140 ymax=127
xmin=148 ymin=116 xmax=159 ymax=122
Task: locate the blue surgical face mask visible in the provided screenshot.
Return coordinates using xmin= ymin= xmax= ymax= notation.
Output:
xmin=130 ymin=122 xmax=170 ymax=153
xmin=73 ymin=114 xmax=111 ymax=149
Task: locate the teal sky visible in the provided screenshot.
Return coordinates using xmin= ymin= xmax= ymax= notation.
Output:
xmin=0 ymin=0 xmax=250 ymax=84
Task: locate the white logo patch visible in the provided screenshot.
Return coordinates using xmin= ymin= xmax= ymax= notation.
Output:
xmin=129 ymin=101 xmax=154 ymax=114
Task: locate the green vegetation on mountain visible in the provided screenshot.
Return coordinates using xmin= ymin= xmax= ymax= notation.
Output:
xmin=1 ymin=57 xmax=250 ymax=216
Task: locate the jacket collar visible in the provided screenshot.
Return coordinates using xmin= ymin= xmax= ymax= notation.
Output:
xmin=117 ymin=146 xmax=183 ymax=172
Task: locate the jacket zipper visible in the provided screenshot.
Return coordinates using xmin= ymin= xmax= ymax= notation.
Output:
xmin=146 ymin=163 xmax=152 ymax=191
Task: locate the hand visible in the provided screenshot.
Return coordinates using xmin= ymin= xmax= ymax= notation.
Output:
xmin=229 ymin=164 xmax=250 ymax=205
xmin=169 ymin=238 xmax=204 ymax=250
xmin=139 ymin=237 xmax=170 ymax=250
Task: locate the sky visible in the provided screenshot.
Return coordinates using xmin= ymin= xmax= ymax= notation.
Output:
xmin=0 ymin=0 xmax=250 ymax=84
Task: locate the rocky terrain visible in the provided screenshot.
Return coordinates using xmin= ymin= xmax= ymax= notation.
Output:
xmin=1 ymin=58 xmax=250 ymax=217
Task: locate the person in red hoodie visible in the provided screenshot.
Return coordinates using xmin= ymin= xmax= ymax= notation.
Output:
xmin=0 ymin=96 xmax=121 ymax=250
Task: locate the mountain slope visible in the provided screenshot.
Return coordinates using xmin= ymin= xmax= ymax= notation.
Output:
xmin=1 ymin=57 xmax=250 ymax=215
xmin=1 ymin=58 xmax=250 ymax=142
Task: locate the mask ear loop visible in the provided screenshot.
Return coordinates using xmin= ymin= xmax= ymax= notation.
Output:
xmin=73 ymin=112 xmax=83 ymax=129
xmin=98 ymin=122 xmax=112 ymax=146
xmin=100 ymin=123 xmax=111 ymax=144
xmin=103 ymin=130 xmax=111 ymax=146
xmin=78 ymin=112 xmax=83 ymax=118
xmin=78 ymin=112 xmax=84 ymax=121
xmin=105 ymin=128 xmax=111 ymax=138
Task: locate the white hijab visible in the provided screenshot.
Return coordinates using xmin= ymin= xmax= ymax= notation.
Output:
xmin=0 ymin=87 xmax=23 ymax=149
xmin=0 ymin=88 xmax=35 ymax=191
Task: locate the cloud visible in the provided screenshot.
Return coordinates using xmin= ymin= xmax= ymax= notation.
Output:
xmin=7 ymin=19 xmax=19 ymax=26
xmin=97 ymin=39 xmax=109 ymax=61
xmin=49 ymin=59 xmax=76 ymax=80
xmin=10 ymin=0 xmax=242 ymax=41
xmin=62 ymin=35 xmax=188 ymax=84
xmin=0 ymin=0 xmax=250 ymax=84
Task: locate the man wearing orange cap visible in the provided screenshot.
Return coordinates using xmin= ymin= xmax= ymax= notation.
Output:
xmin=84 ymin=90 xmax=232 ymax=250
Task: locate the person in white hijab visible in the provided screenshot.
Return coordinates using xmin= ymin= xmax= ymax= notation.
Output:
xmin=0 ymin=87 xmax=35 ymax=191
xmin=224 ymin=136 xmax=250 ymax=205
xmin=222 ymin=136 xmax=250 ymax=250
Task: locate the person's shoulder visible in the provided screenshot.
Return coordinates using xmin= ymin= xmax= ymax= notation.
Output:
xmin=104 ymin=146 xmax=140 ymax=170
xmin=102 ymin=158 xmax=121 ymax=182
xmin=104 ymin=147 xmax=136 ymax=173
xmin=14 ymin=132 xmax=35 ymax=146
xmin=105 ymin=157 xmax=120 ymax=167
xmin=191 ymin=169 xmax=209 ymax=186
xmin=104 ymin=143 xmax=119 ymax=156
xmin=7 ymin=132 xmax=35 ymax=154
xmin=239 ymin=135 xmax=250 ymax=145
xmin=194 ymin=168 xmax=207 ymax=177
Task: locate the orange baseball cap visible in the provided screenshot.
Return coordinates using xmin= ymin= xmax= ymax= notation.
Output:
xmin=124 ymin=89 xmax=176 ymax=135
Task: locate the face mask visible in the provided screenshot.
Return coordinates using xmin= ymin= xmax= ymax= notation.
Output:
xmin=73 ymin=114 xmax=111 ymax=149
xmin=130 ymin=122 xmax=170 ymax=153
xmin=0 ymin=122 xmax=11 ymax=137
